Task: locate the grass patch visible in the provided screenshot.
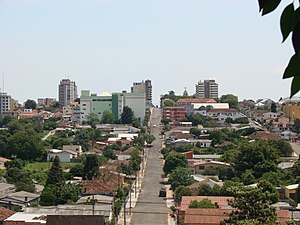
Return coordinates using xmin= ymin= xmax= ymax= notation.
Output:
xmin=25 ymin=162 xmax=80 ymax=172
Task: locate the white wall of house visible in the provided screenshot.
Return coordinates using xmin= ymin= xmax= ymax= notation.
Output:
xmin=48 ymin=152 xmax=73 ymax=162
xmin=207 ymin=111 xmax=245 ymax=121
xmin=123 ymin=93 xmax=146 ymax=121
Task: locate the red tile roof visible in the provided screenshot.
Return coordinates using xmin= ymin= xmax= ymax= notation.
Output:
xmin=0 ymin=206 xmax=14 ymax=221
xmin=250 ymin=131 xmax=280 ymax=141
xmin=183 ymin=208 xmax=290 ymax=225
xmin=177 ymin=98 xmax=217 ymax=103
xmin=180 ymin=196 xmax=233 ymax=212
xmin=0 ymin=157 xmax=11 ymax=163
xmin=183 ymin=208 xmax=230 ymax=224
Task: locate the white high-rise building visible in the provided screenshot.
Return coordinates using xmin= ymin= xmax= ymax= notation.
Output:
xmin=195 ymin=79 xmax=218 ymax=99
xmin=58 ymin=79 xmax=78 ymax=107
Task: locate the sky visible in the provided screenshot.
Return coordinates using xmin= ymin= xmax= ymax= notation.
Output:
xmin=0 ymin=0 xmax=296 ymax=105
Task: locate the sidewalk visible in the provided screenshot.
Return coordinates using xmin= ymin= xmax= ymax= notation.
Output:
xmin=117 ymin=149 xmax=148 ymax=225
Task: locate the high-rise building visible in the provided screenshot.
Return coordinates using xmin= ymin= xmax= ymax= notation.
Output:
xmin=58 ymin=79 xmax=78 ymax=107
xmin=0 ymin=92 xmax=12 ymax=114
xmin=195 ymin=79 xmax=218 ymax=99
xmin=131 ymin=79 xmax=152 ymax=106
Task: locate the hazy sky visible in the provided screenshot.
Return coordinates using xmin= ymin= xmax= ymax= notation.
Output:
xmin=0 ymin=0 xmax=296 ymax=105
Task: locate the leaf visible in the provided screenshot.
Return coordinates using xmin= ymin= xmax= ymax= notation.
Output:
xmin=290 ymin=75 xmax=300 ymax=98
xmin=294 ymin=7 xmax=300 ymax=25
xmin=259 ymin=0 xmax=281 ymax=16
xmin=283 ymin=54 xmax=300 ymax=79
xmin=280 ymin=3 xmax=294 ymax=43
xmin=292 ymin=21 xmax=300 ymax=53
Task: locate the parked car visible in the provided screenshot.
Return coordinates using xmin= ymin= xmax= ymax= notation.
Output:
xmin=159 ymin=187 xmax=166 ymax=197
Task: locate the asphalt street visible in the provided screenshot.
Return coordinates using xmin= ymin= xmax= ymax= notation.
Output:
xmin=130 ymin=108 xmax=169 ymax=225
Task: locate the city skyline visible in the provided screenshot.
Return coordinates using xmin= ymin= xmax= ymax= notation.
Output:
xmin=0 ymin=0 xmax=295 ymax=104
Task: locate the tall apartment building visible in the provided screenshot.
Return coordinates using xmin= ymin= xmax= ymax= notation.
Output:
xmin=0 ymin=92 xmax=12 ymax=114
xmin=58 ymin=79 xmax=78 ymax=107
xmin=131 ymin=79 xmax=152 ymax=106
xmin=195 ymin=79 xmax=218 ymax=99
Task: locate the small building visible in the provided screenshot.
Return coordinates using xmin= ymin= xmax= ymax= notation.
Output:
xmin=190 ymin=161 xmax=232 ymax=175
xmin=0 ymin=158 xmax=10 ymax=170
xmin=47 ymin=149 xmax=78 ymax=163
xmin=76 ymin=195 xmax=113 ymax=206
xmin=0 ymin=206 xmax=14 ymax=225
xmin=0 ymin=191 xmax=40 ymax=210
xmin=285 ymin=184 xmax=298 ymax=200
xmin=163 ymin=107 xmax=186 ymax=121
xmin=280 ymin=131 xmax=298 ymax=142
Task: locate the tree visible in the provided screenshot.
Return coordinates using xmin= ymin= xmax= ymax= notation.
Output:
xmin=174 ymin=185 xmax=192 ymax=203
xmin=24 ymin=99 xmax=37 ymax=109
xmin=197 ymin=183 xmax=213 ymax=196
xmin=223 ymin=185 xmax=277 ymax=224
xmin=163 ymin=153 xmax=188 ymax=174
xmin=144 ymin=134 xmax=155 ymax=145
xmin=168 ymin=167 xmax=194 ymax=190
xmin=188 ymin=199 xmax=218 ymax=208
xmin=220 ymin=94 xmax=238 ymax=109
xmin=46 ymin=156 xmax=65 ymax=186
xmin=83 ymin=154 xmax=99 ymax=180
xmin=258 ymin=0 xmax=300 ymax=97
xmin=69 ymin=164 xmax=84 ymax=177
xmin=121 ymin=106 xmax=134 ymax=124
xmin=163 ymin=99 xmax=174 ymax=107
xmin=234 ymin=140 xmax=280 ymax=178
xmin=86 ymin=113 xmax=100 ymax=128
xmin=101 ymin=110 xmax=115 ymax=124
xmin=271 ymin=102 xmax=277 ymax=113
xmin=272 ymin=140 xmax=293 ymax=157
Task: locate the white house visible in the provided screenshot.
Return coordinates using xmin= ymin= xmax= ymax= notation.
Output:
xmin=48 ymin=149 xmax=78 ymax=162
xmin=207 ymin=109 xmax=246 ymax=122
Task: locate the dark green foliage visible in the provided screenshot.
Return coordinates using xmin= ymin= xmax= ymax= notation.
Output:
xmin=101 ymin=110 xmax=115 ymax=124
xmin=189 ymin=199 xmax=218 ymax=209
xmin=163 ymin=99 xmax=174 ymax=107
xmin=294 ymin=119 xmax=300 ymax=133
xmin=69 ymin=164 xmax=84 ymax=177
xmin=83 ymin=154 xmax=100 ymax=180
xmin=24 ymin=99 xmax=37 ymax=109
xmin=241 ymin=170 xmax=256 ymax=185
xmin=174 ymin=185 xmax=192 ymax=203
xmin=234 ymin=141 xmax=279 ymax=178
xmin=46 ymin=156 xmax=65 ymax=186
xmin=223 ymin=184 xmax=278 ymax=224
xmin=121 ymin=106 xmax=134 ymax=124
xmin=220 ymin=94 xmax=238 ymax=109
xmin=259 ymin=0 xmax=300 ymax=97
xmin=163 ymin=153 xmax=188 ymax=174
xmin=6 ymin=168 xmax=35 ymax=192
xmin=144 ymin=134 xmax=155 ymax=145
xmin=4 ymin=159 xmax=26 ymax=169
xmin=169 ymin=167 xmax=194 ymax=190
xmin=103 ymin=148 xmax=117 ymax=160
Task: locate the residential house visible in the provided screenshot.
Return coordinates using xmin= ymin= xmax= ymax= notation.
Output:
xmin=0 ymin=191 xmax=40 ymax=210
xmin=179 ymin=196 xmax=233 ymax=213
xmin=76 ymin=195 xmax=113 ymax=206
xmin=46 ymin=215 xmax=105 ymax=225
xmin=182 ymin=208 xmax=290 ymax=225
xmin=280 ymin=131 xmax=298 ymax=142
xmin=249 ymin=131 xmax=280 ymax=141
xmin=190 ymin=161 xmax=232 ymax=175
xmin=0 ymin=158 xmax=10 ymax=170
xmin=207 ymin=109 xmax=245 ymax=122
xmin=188 ymin=179 xmax=224 ymax=195
xmin=284 ymin=184 xmax=298 ymax=200
xmin=0 ymin=207 xmax=14 ymax=225
xmin=47 ymin=149 xmax=78 ymax=163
